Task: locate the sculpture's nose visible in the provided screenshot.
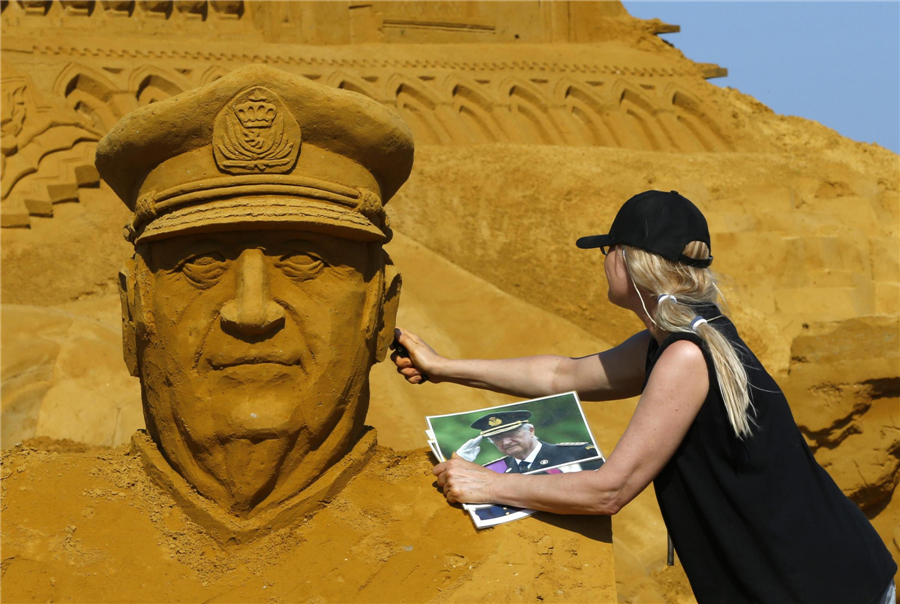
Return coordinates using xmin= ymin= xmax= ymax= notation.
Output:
xmin=220 ymin=249 xmax=285 ymax=337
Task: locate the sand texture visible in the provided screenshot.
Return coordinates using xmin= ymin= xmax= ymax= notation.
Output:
xmin=0 ymin=438 xmax=616 ymax=604
xmin=1 ymin=2 xmax=898 ymax=603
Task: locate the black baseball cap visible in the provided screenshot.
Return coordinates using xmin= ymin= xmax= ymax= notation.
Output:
xmin=576 ymin=190 xmax=713 ymax=268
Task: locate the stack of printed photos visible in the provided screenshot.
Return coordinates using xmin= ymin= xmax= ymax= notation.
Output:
xmin=426 ymin=391 xmax=605 ymax=529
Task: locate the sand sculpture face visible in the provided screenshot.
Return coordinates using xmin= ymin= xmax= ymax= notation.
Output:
xmin=132 ymin=231 xmax=385 ymax=513
xmin=97 ymin=65 xmax=413 ymax=518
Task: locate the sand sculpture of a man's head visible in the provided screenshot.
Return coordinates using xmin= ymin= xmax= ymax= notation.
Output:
xmin=96 ymin=66 xmax=412 ymax=523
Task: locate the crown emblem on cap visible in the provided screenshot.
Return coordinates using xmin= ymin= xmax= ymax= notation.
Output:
xmin=488 ymin=417 xmax=502 ymax=427
xmin=234 ymin=93 xmax=277 ymax=129
xmin=213 ymin=86 xmax=301 ymax=175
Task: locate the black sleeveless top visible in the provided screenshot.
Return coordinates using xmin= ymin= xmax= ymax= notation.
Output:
xmin=646 ymin=305 xmax=895 ymax=604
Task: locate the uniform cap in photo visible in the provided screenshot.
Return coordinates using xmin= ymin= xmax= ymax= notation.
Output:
xmin=471 ymin=410 xmax=533 ymax=438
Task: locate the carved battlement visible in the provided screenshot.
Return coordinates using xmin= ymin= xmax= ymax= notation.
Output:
xmin=1 ymin=0 xmax=711 ymax=50
xmin=3 ymin=0 xmax=244 ymax=21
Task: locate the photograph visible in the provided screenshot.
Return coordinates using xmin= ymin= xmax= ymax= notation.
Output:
xmin=467 ymin=503 xmax=536 ymax=530
xmin=426 ymin=391 xmax=604 ymax=475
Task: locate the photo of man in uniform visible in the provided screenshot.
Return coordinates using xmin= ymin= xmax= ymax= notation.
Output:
xmin=425 ymin=392 xmax=604 ymax=528
xmin=457 ymin=410 xmax=603 ymax=474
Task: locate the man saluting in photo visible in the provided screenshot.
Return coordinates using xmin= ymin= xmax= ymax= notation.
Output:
xmin=457 ymin=411 xmax=602 ymax=474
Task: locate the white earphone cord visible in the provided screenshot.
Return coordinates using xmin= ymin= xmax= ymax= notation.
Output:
xmin=623 ymin=248 xmax=659 ymax=327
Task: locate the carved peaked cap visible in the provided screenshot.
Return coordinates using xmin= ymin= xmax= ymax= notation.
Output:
xmin=95 ymin=65 xmax=414 ymax=244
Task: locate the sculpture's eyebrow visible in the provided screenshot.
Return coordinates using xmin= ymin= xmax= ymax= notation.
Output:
xmin=160 ymin=239 xmax=227 ymax=270
xmin=150 ymin=238 xmax=225 ymax=270
xmin=178 ymin=238 xmax=228 ymax=258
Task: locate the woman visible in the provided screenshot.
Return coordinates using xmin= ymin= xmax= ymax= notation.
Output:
xmin=392 ymin=190 xmax=896 ymax=604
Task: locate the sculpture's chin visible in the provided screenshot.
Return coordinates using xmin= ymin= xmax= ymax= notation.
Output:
xmin=140 ymin=353 xmax=368 ymax=516
xmin=218 ymin=437 xmax=295 ymax=515
xmin=162 ymin=410 xmax=349 ymax=516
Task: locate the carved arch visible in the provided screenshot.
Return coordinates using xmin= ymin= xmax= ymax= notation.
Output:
xmin=555 ymin=79 xmax=620 ymax=147
xmin=497 ymin=78 xmax=561 ymax=144
xmin=442 ymin=76 xmax=505 ymax=143
xmin=325 ymin=72 xmax=381 ymax=101
xmin=608 ymin=80 xmax=666 ymax=150
xmin=663 ymin=84 xmax=733 ymax=152
xmin=52 ymin=63 xmax=122 ymax=132
xmin=200 ymin=65 xmax=231 ymax=86
xmin=128 ymin=66 xmax=189 ymax=106
xmin=385 ymin=75 xmax=449 ymax=145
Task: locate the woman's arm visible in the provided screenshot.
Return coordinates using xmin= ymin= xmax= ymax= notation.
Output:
xmin=392 ymin=328 xmax=651 ymax=402
xmin=433 ymin=340 xmax=709 ymax=514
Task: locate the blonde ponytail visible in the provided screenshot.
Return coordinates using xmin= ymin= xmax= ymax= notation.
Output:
xmin=623 ymin=242 xmax=755 ymax=439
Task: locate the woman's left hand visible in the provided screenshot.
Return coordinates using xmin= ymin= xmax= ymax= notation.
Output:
xmin=433 ymin=455 xmax=499 ymax=504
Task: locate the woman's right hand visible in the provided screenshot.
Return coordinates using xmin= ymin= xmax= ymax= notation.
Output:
xmin=391 ymin=327 xmax=446 ymax=384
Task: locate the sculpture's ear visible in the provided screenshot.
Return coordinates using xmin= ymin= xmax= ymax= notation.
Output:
xmin=118 ymin=257 xmax=139 ymax=377
xmin=374 ymin=254 xmax=402 ymax=363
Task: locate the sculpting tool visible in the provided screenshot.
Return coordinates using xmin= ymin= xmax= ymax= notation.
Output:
xmin=392 ymin=339 xmax=429 ymax=383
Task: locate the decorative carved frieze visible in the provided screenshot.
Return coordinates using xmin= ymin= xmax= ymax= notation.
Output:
xmin=0 ymin=74 xmax=103 ymax=227
xmin=5 ymin=0 xmax=241 ymax=19
xmin=0 ymin=1 xmax=734 ymax=228
xmin=27 ymin=45 xmax=701 ymax=79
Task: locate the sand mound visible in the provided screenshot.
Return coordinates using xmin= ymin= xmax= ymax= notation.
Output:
xmin=1 ymin=440 xmax=617 ymax=603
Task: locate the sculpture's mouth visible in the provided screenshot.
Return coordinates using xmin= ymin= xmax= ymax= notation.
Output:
xmin=207 ymin=356 xmax=302 ymax=370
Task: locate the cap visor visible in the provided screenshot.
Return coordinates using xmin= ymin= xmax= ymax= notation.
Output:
xmin=136 ymin=196 xmax=384 ymax=243
xmin=576 ymin=234 xmax=613 ymax=249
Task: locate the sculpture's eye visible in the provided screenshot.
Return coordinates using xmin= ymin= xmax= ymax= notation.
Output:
xmin=181 ymin=252 xmax=228 ymax=288
xmin=277 ymin=251 xmax=324 ymax=281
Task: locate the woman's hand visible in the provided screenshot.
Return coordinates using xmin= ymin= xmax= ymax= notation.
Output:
xmin=391 ymin=327 xmax=446 ymax=384
xmin=433 ymin=454 xmax=499 ymax=504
